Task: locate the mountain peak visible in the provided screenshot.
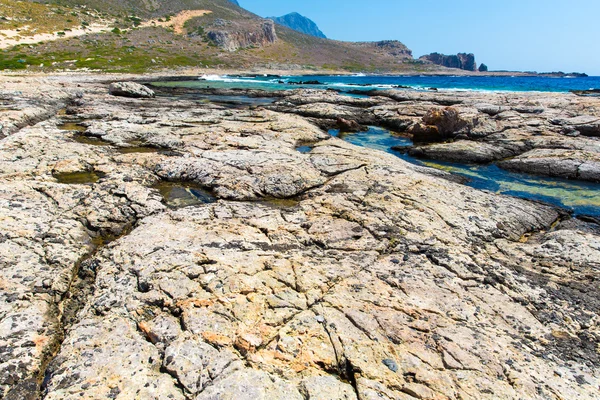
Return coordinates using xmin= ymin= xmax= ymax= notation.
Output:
xmin=269 ymin=12 xmax=326 ymax=39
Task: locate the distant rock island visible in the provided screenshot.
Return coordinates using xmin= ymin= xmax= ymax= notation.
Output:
xmin=420 ymin=52 xmax=479 ymax=72
xmin=269 ymin=12 xmax=327 ymax=38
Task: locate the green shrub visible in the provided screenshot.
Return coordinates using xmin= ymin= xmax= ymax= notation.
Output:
xmin=127 ymin=16 xmax=142 ymax=27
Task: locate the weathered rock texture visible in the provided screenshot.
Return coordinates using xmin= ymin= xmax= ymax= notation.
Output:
xmin=207 ymin=19 xmax=277 ymax=51
xmin=420 ymin=53 xmax=477 ymax=71
xmin=0 ymin=75 xmax=598 ymax=400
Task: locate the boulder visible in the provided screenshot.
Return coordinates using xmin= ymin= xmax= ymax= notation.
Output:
xmin=108 ymin=82 xmax=155 ymax=98
xmin=410 ymin=107 xmax=471 ymax=142
xmin=336 ymin=117 xmax=365 ymax=132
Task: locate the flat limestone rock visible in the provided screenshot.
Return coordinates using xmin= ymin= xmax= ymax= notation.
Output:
xmin=0 ymin=75 xmax=598 ymax=400
xmin=498 ymin=148 xmax=600 ymax=182
xmin=409 ymin=139 xmax=520 ymax=163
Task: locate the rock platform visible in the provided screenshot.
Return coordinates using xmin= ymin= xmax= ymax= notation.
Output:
xmin=0 ymin=75 xmax=598 ymax=399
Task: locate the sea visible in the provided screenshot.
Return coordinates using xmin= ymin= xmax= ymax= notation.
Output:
xmin=163 ymin=73 xmax=600 ymax=93
xmin=153 ymin=74 xmax=600 ymax=217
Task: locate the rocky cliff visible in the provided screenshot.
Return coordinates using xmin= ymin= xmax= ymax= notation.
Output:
xmin=207 ymin=19 xmax=277 ymax=51
xmin=269 ymin=12 xmax=327 ymax=39
xmin=420 ymin=52 xmax=477 ymax=71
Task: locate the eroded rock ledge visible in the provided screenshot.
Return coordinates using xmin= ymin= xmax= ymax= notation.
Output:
xmin=262 ymin=87 xmax=600 ymax=183
xmin=0 ymin=75 xmax=598 ymax=400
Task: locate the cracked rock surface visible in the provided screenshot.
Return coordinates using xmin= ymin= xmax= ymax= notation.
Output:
xmin=0 ymin=75 xmax=598 ymax=399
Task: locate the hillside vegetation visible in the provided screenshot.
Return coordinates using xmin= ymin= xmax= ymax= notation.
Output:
xmin=0 ymin=0 xmax=442 ymax=73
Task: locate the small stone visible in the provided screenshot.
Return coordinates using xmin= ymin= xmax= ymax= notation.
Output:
xmin=382 ymin=358 xmax=398 ymax=372
xmin=315 ymin=315 xmax=325 ymax=323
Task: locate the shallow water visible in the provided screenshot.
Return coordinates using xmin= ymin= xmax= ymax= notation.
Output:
xmin=154 ymin=181 xmax=216 ymax=208
xmin=54 ymin=171 xmax=105 ymax=184
xmin=150 ymin=82 xmax=276 ymax=106
xmin=73 ymin=134 xmax=112 ymax=146
xmin=331 ymin=127 xmax=600 ymax=217
xmin=295 ymin=145 xmax=314 ymax=154
xmin=58 ymin=122 xmax=87 ymax=132
xmin=117 ymin=146 xmax=160 ymax=154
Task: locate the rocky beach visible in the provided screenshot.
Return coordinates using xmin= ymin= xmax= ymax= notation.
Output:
xmin=1 ymin=74 xmax=599 ymax=400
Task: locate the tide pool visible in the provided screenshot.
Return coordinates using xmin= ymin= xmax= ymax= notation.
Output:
xmin=330 ymin=127 xmax=600 ymax=217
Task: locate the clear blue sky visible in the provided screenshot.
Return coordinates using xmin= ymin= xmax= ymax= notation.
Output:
xmin=239 ymin=0 xmax=600 ymax=75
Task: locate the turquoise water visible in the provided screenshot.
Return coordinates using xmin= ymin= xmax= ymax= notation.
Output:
xmin=330 ymin=127 xmax=600 ymax=217
xmin=154 ymin=74 xmax=600 ymax=93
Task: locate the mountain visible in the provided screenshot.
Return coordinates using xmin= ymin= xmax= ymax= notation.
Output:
xmin=269 ymin=12 xmax=326 ymax=39
xmin=420 ymin=53 xmax=477 ymax=72
xmin=1 ymin=0 xmax=445 ymax=74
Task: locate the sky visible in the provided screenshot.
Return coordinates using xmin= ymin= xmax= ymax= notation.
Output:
xmin=238 ymin=0 xmax=600 ymax=75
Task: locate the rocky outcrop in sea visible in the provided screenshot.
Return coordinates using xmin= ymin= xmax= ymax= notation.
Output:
xmin=0 ymin=75 xmax=598 ymax=400
xmin=420 ymin=52 xmax=478 ymax=72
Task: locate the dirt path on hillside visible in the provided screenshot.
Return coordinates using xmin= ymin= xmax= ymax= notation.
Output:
xmin=0 ymin=23 xmax=110 ymax=49
xmin=143 ymin=10 xmax=212 ymax=34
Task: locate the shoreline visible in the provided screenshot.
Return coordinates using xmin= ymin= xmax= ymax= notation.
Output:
xmin=1 ymin=68 xmax=596 ymax=81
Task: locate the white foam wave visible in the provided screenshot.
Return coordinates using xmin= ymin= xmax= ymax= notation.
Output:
xmin=198 ymin=74 xmax=266 ymax=84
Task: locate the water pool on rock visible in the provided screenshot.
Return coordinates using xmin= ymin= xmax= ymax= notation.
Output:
xmin=53 ymin=171 xmax=106 ymax=184
xmin=154 ymin=181 xmax=216 ymax=208
xmin=331 ymin=127 xmax=600 ymax=217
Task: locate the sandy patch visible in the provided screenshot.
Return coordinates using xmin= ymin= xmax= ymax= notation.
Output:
xmin=143 ymin=10 xmax=212 ymax=35
xmin=0 ymin=23 xmax=110 ymax=49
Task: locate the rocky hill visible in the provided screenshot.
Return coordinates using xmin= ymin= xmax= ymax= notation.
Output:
xmin=269 ymin=12 xmax=327 ymax=39
xmin=420 ymin=52 xmax=478 ymax=71
xmin=0 ymin=0 xmax=446 ymax=73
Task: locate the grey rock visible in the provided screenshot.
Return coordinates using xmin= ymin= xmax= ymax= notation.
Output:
xmin=299 ymin=376 xmax=358 ymax=400
xmin=196 ymin=369 xmax=304 ymax=400
xmin=382 ymin=359 xmax=399 ymax=373
xmin=108 ymin=81 xmax=155 ymax=98
xmin=1 ymin=75 xmax=599 ymax=400
xmin=498 ymin=148 xmax=600 ymax=182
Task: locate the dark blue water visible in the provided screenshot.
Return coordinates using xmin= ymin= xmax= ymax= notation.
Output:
xmin=329 ymin=127 xmax=600 ymax=217
xmin=155 ymin=74 xmax=600 ymax=93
